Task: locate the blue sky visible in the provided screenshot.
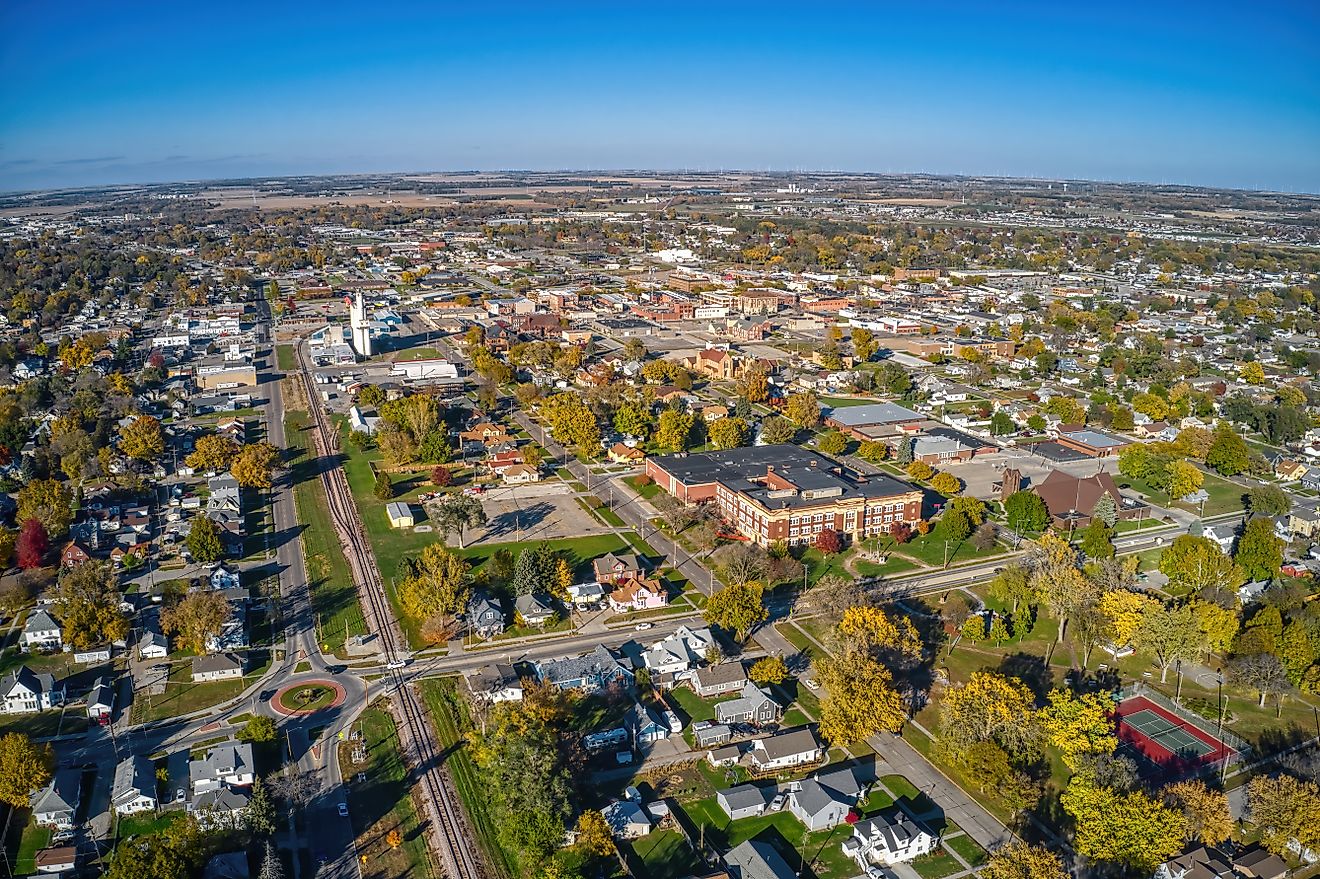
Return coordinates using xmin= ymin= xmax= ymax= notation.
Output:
xmin=2 ymin=1 xmax=1318 ymax=192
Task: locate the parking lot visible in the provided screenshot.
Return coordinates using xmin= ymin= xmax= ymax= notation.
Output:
xmin=461 ymin=482 xmax=616 ymax=545
xmin=953 ymin=449 xmax=1122 ymax=501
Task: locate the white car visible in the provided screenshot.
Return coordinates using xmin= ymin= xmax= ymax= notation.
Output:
xmin=634 ymin=622 xmax=654 ymax=631
xmin=337 ymin=802 xmax=349 ymax=817
xmin=386 ymin=660 xmax=407 ymax=670
xmin=803 ymin=678 xmax=820 ymax=691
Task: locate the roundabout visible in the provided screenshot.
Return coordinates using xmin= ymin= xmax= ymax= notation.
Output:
xmin=271 ymin=679 xmax=347 ymax=716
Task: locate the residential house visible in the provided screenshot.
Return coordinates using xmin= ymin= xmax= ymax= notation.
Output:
xmin=1275 ymin=458 xmax=1308 ymax=481
xmin=466 ymin=593 xmax=505 ymax=639
xmin=786 ymin=764 xmax=873 ymax=831
xmin=1289 ymin=507 xmax=1320 ymax=539
xmin=22 ymin=609 xmax=62 ymax=651
xmin=534 ymin=645 xmax=633 ymax=694
xmin=210 ymin=565 xmax=242 ymax=591
xmin=60 ymin=542 xmax=92 ymax=569
xmin=463 ymin=663 xmax=524 ymax=704
xmin=717 ymin=783 xmax=775 ymax=821
xmin=459 ymin=423 xmax=511 ymax=445
xmin=607 ymin=443 xmax=645 ymax=464
xmin=191 ymin=787 xmax=250 ymax=829
xmin=31 ymin=770 xmax=81 ymax=829
xmin=749 ymin=727 xmax=823 ymax=773
xmin=514 ymin=593 xmax=556 ymax=626
xmin=112 ymin=755 xmax=158 ymax=814
xmin=567 ymin=581 xmax=606 ymax=607
xmin=843 ymin=811 xmax=937 ymax=867
xmin=627 ymin=700 xmax=670 ymax=745
xmin=641 ymin=625 xmax=717 ymax=676
xmin=693 ymin=662 xmax=749 ymax=698
xmin=593 ymin=552 xmax=644 ymax=583
xmin=608 ymin=576 xmax=668 ymax=613
xmin=1 ymin=666 xmax=64 ymax=714
xmin=138 ymin=629 xmax=169 ymax=659
xmin=696 ymin=723 xmax=734 ymax=750
xmin=502 ymin=463 xmax=541 ymax=485
xmin=724 ymin=839 xmax=797 ymax=879
xmin=33 ymin=847 xmax=77 ymax=874
xmin=191 ymin=742 xmax=256 ymax=794
xmin=86 ymin=676 xmax=115 ymax=722
xmin=601 ymin=799 xmax=651 ymax=839
xmin=191 ymin=653 xmax=244 ymax=683
xmin=715 ymin=682 xmax=782 ymax=727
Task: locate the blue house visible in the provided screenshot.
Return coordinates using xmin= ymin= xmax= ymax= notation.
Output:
xmin=535 ymin=645 xmax=633 ymax=693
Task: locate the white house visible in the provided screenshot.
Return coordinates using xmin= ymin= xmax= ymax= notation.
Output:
xmin=191 ymin=653 xmax=244 ymax=682
xmin=190 ymin=787 xmax=250 ymax=829
xmin=112 ymin=755 xmax=158 ymax=815
xmin=641 ymin=625 xmax=716 ymax=676
xmin=601 ymin=799 xmax=652 ymax=839
xmin=1 ymin=667 xmax=65 ymax=714
xmin=138 ymin=630 xmax=169 ymax=659
xmin=190 ymin=742 xmax=256 ymax=794
xmin=209 ymin=565 xmax=242 ymax=591
xmin=463 ymin=663 xmax=524 ymax=703
xmin=843 ymin=811 xmax=937 ymax=867
xmin=31 ymin=771 xmax=81 ymax=829
xmin=22 ymin=609 xmax=62 ymax=651
xmin=749 ymin=727 xmax=823 ymax=773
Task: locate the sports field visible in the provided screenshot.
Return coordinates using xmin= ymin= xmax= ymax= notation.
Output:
xmin=1115 ymin=695 xmax=1234 ymax=773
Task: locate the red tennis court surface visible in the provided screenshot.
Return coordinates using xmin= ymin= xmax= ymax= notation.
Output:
xmin=1114 ymin=695 xmax=1235 ymax=774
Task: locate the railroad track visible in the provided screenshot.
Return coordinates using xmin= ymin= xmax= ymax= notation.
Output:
xmin=295 ymin=343 xmax=483 ymax=879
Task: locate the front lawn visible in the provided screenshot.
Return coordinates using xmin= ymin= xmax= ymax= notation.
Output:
xmin=627 ymin=829 xmax=701 ymax=879
xmin=130 ymin=655 xmax=272 ymax=723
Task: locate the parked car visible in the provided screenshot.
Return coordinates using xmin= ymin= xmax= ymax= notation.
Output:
xmin=337 ymin=803 xmax=349 ymax=817
xmin=634 ymin=622 xmax=654 ymax=631
xmin=803 ymin=678 xmax=820 ymax=690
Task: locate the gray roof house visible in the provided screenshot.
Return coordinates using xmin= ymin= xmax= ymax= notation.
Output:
xmin=642 ymin=625 xmax=716 ymax=675
xmin=843 ymin=810 xmax=938 ymax=867
xmin=86 ymin=676 xmax=115 ymax=721
xmin=724 ymin=839 xmax=797 ymax=879
xmin=693 ymin=661 xmax=748 ymax=698
xmin=22 ymin=609 xmax=62 ymax=649
xmin=31 ymin=770 xmax=81 ymax=829
xmin=513 ymin=592 xmax=556 ymax=626
xmin=1 ymin=666 xmax=64 ymax=714
xmin=191 ymin=787 xmax=250 ymax=829
xmin=749 ymin=727 xmax=823 ymax=773
xmin=715 ymin=682 xmax=782 ymax=727
xmin=467 ymin=593 xmax=505 ymax=639
xmin=112 ymin=755 xmax=158 ymax=814
xmin=191 ymin=652 xmax=244 ymax=682
xmin=716 ymin=783 xmax=775 ymax=821
xmin=191 ymin=742 xmax=256 ymax=794
xmin=535 ymin=645 xmax=633 ymax=694
xmin=787 ymin=764 xmax=873 ymax=831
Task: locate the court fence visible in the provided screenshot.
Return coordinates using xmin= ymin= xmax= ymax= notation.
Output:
xmin=1118 ymin=682 xmax=1250 ymax=766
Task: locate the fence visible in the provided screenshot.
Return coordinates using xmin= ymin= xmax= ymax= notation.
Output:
xmin=1119 ymin=682 xmax=1251 ymax=765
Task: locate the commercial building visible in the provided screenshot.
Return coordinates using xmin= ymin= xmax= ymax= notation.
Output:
xmin=645 ymin=445 xmax=922 ymax=547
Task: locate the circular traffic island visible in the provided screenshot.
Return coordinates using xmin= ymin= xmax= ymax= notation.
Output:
xmin=271 ymin=680 xmax=346 ymax=716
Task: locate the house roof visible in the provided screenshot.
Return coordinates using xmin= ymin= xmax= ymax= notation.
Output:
xmin=536 ymin=645 xmax=629 ymax=687
xmin=695 ymin=662 xmax=748 ymax=689
xmin=192 ymin=653 xmax=243 ymax=675
xmin=23 ymin=609 xmax=59 ymax=633
xmin=752 ymin=727 xmax=821 ymax=763
xmin=113 ymin=755 xmax=155 ymax=806
xmin=33 ymin=847 xmax=77 ymax=869
xmin=718 ymin=783 xmax=774 ymax=813
xmin=31 ymin=769 xmax=80 ymax=815
xmin=191 ymin=742 xmax=254 ymax=784
xmin=2 ymin=666 xmax=57 ymax=700
xmin=724 ymin=839 xmax=797 ymax=879
xmin=825 ymin=402 xmax=923 ymax=428
xmin=1032 ymin=468 xmax=1124 ymax=517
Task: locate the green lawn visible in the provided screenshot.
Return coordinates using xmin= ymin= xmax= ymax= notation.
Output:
xmin=1118 ymin=471 xmax=1245 ymax=517
xmin=129 ymin=655 xmax=272 ymax=723
xmin=667 ymin=686 xmax=735 ymax=724
xmin=116 ymin=809 xmax=185 ymax=840
xmin=276 ymin=344 xmax=296 ymax=371
xmin=11 ymin=816 xmax=49 ymax=874
xmin=854 ymin=555 xmax=919 ymax=578
xmin=389 ymin=346 xmax=444 ymax=362
xmin=911 ymin=845 xmax=966 ymax=879
xmin=679 ymin=798 xmax=857 ymax=879
xmin=285 ymin=411 xmax=368 ymax=653
xmin=889 ymin=528 xmax=1007 ymax=568
xmin=627 ymin=829 xmax=701 ymax=879
xmin=772 ymin=622 xmax=818 ymax=660
xmin=340 ymin=705 xmax=436 ymax=879
xmin=627 ymin=474 xmax=662 ymax=500
xmin=943 ymin=832 xmax=987 ymax=867
xmin=800 ymin=547 xmax=855 ymax=583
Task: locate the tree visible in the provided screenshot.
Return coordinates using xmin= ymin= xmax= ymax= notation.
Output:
xmin=374 ymin=471 xmax=395 ymax=500
xmin=1206 ymin=424 xmax=1250 ymax=476
xmin=749 ymin=655 xmax=788 ymax=686
xmin=1247 ymin=484 xmax=1292 ymax=518
xmin=1191 ymin=599 xmax=1239 ymax=653
xmin=574 ymin=809 xmax=615 ymax=857
xmin=1136 ymin=602 xmax=1206 ymax=683
xmin=817 ymin=652 xmax=906 ymax=745
xmin=1236 ymin=517 xmax=1284 ymax=581
xmin=119 ymin=415 xmax=165 ymax=462
xmin=0 ymin=733 xmax=53 ymax=808
xmin=1167 ymin=459 xmax=1204 ymax=501
xmin=257 ymin=840 xmax=285 ymax=879
xmin=521 ymin=444 xmax=545 ymax=468
xmin=708 ymin=417 xmax=750 ymax=450
xmin=513 ymin=543 xmax=560 ymax=596
xmin=1003 ymin=491 xmax=1049 ymax=533
xmin=1079 ymin=520 xmax=1115 ymax=559
xmin=851 ymin=328 xmax=878 ymax=362
xmin=988 ymin=565 xmax=1038 ymax=614
xmin=246 ymin=777 xmax=276 ymax=836
xmin=543 ymin=393 xmax=601 ymax=452
xmin=1241 ymin=361 xmax=1267 ymax=385
xmin=784 ymin=392 xmax=821 ymax=429
xmin=399 ymin=545 xmax=471 ymax=621
xmin=17 ymin=479 xmax=74 ymax=537
xmin=161 ymin=590 xmax=230 ymax=654
xmin=347 ymin=430 xmax=371 ymax=450
xmin=431 ymin=465 xmax=453 ymax=487
xmin=1159 ymin=535 xmax=1245 ymax=602
xmin=105 ymin=817 xmax=206 ymax=879
xmin=989 ymin=410 xmax=1016 ymax=436
xmin=656 ymin=409 xmax=697 ymax=452
xmin=386 ymin=829 xmax=403 ymax=849
xmin=704 ymin=580 xmax=768 ymax=642
xmin=1246 ymin=774 xmax=1320 ymax=855
xmin=1164 ymin=780 xmax=1232 ymax=845
xmin=929 ymin=472 xmax=961 ymax=496
xmin=1099 ymin=590 xmax=1158 ymax=647
xmin=906 ymin=460 xmax=935 ymax=481
xmin=16 ymin=518 xmax=48 ymax=569
xmin=1027 ymin=532 xmax=1095 ymax=642
xmin=714 ymin=543 xmax=769 ymax=586
xmin=231 ymin=441 xmax=280 ymax=489
xmin=55 ymin=562 xmax=128 ymax=649
xmin=815 ymin=528 xmax=843 ymax=554
xmin=185 ymin=434 xmax=239 ymax=472
xmin=1092 ymin=492 xmax=1118 ymax=528
xmin=1038 ymin=689 xmax=1117 ymax=770
xmin=612 ymin=400 xmax=652 ymax=439
xmin=238 ymin=715 xmax=278 ymax=743
xmin=432 ymin=493 xmax=487 ymax=549
xmin=801 ymin=573 xmax=868 ymax=625
xmin=187 ymin=514 xmax=225 ymax=563
xmin=981 ymin=841 xmax=1067 ymax=879
xmin=1231 ymin=652 xmax=1291 ymax=709
xmin=938 ymin=672 xmax=1040 ymax=758
xmin=759 ymin=416 xmax=797 ymax=444
xmin=817 ymin=430 xmax=848 ymax=456
xmin=857 ymin=440 xmax=889 ymax=463
xmin=1060 ymin=780 xmax=1186 ymax=871
xmin=739 ymin=366 xmax=770 ymax=403
xmin=835 ymin=606 xmax=922 ymax=662
xmin=940 ymin=509 xmax=972 ymax=543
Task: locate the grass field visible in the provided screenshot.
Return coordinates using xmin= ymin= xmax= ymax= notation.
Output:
xmin=679 ymin=797 xmax=858 ymax=879
xmin=340 ymin=705 xmax=436 ymax=879
xmin=627 ymin=829 xmax=701 ymax=879
xmin=285 ymin=411 xmax=368 ymax=653
xmin=10 ymin=816 xmax=49 ymax=875
xmin=130 ymin=655 xmax=272 ymax=723
xmin=276 ymin=344 xmax=296 ymax=371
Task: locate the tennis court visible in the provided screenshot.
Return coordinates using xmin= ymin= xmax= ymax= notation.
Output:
xmin=1115 ymin=695 xmax=1234 ymax=775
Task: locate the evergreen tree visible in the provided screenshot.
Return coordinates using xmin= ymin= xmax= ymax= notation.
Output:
xmin=374 ymin=471 xmax=394 ymax=500
xmin=1091 ymin=493 xmax=1118 ymax=528
xmin=245 ymin=777 xmax=276 ymax=836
